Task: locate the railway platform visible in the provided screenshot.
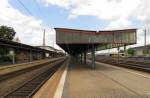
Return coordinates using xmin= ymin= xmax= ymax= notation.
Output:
xmin=0 ymin=57 xmax=63 ymax=76
xmin=60 ymin=58 xmax=150 ymax=98
xmin=7 ymin=57 xmax=150 ymax=98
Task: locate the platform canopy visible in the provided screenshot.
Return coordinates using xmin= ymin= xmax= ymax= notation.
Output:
xmin=55 ymin=28 xmax=137 ymax=55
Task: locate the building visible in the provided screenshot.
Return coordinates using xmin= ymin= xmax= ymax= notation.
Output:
xmin=0 ymin=38 xmax=59 ymax=64
xmin=37 ymin=46 xmax=65 ymax=57
xmin=131 ymin=45 xmax=150 ymax=57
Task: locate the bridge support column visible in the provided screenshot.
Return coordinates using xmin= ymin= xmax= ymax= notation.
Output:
xmin=124 ymin=44 xmax=126 ymax=56
xmin=91 ymin=45 xmax=95 ymax=69
xmin=84 ymin=52 xmax=86 ymax=64
xmin=29 ymin=49 xmax=32 ymax=62
xmin=75 ymin=55 xmax=78 ymax=62
xmin=117 ymin=46 xmax=120 ymax=64
xmin=81 ymin=53 xmax=83 ymax=63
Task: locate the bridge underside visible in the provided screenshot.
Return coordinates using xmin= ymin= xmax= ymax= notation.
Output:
xmin=58 ymin=43 xmax=132 ymax=55
xmin=58 ymin=44 xmax=98 ymax=55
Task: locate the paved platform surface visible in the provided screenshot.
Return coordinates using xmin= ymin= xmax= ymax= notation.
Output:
xmin=62 ymin=58 xmax=150 ymax=98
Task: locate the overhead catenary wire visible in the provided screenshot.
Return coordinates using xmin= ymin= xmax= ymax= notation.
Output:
xmin=16 ymin=0 xmax=49 ymax=47
xmin=32 ymin=0 xmax=53 ymax=47
xmin=16 ymin=0 xmax=34 ymax=16
xmin=32 ymin=0 xmax=48 ymax=19
xmin=16 ymin=0 xmax=45 ymax=30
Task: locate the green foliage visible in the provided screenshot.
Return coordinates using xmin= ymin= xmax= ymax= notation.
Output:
xmin=0 ymin=25 xmax=16 ymax=40
xmin=127 ymin=48 xmax=134 ymax=56
xmin=143 ymin=49 xmax=149 ymax=55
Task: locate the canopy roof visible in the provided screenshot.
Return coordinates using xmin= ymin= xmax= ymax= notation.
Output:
xmin=55 ymin=28 xmax=137 ymax=55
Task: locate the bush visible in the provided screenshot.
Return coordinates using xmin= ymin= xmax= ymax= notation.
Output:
xmin=127 ymin=48 xmax=134 ymax=56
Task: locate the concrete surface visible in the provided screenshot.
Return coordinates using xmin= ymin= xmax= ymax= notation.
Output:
xmin=62 ymin=58 xmax=150 ymax=98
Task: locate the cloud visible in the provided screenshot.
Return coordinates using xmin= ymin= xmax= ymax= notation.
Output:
xmin=40 ymin=0 xmax=71 ymax=8
xmin=135 ymin=0 xmax=150 ymax=25
xmin=40 ymin=0 xmax=150 ymax=29
xmin=0 ymin=0 xmax=43 ymax=45
xmin=0 ymin=0 xmax=62 ymax=50
xmin=41 ymin=0 xmax=140 ymax=20
xmin=105 ymin=18 xmax=132 ymax=30
xmin=41 ymin=0 xmax=150 ymax=48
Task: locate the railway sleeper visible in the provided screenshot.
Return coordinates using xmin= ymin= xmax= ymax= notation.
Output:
xmin=2 ymin=58 xmax=67 ymax=98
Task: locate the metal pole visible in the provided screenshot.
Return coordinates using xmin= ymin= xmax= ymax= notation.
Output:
xmin=117 ymin=46 xmax=120 ymax=64
xmin=144 ymin=29 xmax=146 ymax=46
xmin=124 ymin=44 xmax=126 ymax=56
xmin=84 ymin=52 xmax=86 ymax=64
xmin=123 ymin=44 xmax=127 ymax=62
xmin=43 ymin=29 xmax=46 ymax=46
xmin=144 ymin=29 xmax=147 ymax=57
xmin=12 ymin=54 xmax=15 ymax=64
xmin=91 ymin=45 xmax=95 ymax=69
xmin=30 ymin=49 xmax=32 ymax=62
xmin=76 ymin=55 xmax=78 ymax=62
xmin=81 ymin=53 xmax=82 ymax=63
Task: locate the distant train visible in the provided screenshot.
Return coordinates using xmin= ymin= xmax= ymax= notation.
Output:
xmin=96 ymin=53 xmax=126 ymax=58
xmin=110 ymin=53 xmax=125 ymax=58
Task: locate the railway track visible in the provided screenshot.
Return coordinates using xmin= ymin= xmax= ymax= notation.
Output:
xmin=0 ymin=58 xmax=63 ymax=82
xmin=1 ymin=59 xmax=66 ymax=98
xmin=119 ymin=62 xmax=150 ymax=72
xmin=97 ymin=59 xmax=150 ymax=72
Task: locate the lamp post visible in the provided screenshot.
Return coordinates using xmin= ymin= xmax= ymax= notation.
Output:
xmin=144 ymin=29 xmax=146 ymax=46
xmin=9 ymin=49 xmax=15 ymax=64
xmin=144 ymin=29 xmax=147 ymax=57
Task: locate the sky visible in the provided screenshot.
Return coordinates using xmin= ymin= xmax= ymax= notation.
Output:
xmin=0 ymin=0 xmax=150 ymax=52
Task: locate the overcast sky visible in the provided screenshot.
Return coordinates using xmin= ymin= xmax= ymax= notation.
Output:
xmin=0 ymin=0 xmax=150 ymax=51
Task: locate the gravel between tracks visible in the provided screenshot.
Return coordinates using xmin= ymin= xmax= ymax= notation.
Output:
xmin=0 ymin=58 xmax=65 ymax=97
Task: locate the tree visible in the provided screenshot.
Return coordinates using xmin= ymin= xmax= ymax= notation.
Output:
xmin=127 ymin=48 xmax=134 ymax=56
xmin=0 ymin=25 xmax=16 ymax=40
